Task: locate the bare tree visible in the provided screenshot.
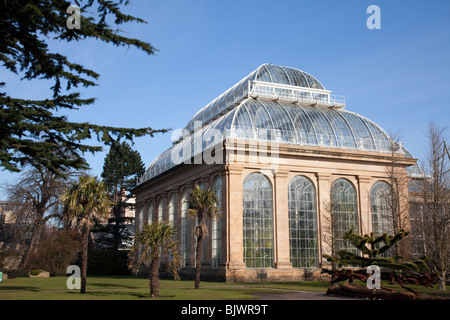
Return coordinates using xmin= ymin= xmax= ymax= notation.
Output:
xmin=386 ymin=132 xmax=411 ymax=231
xmin=414 ymin=122 xmax=450 ymax=291
xmin=384 ymin=131 xmax=412 ymax=256
xmin=3 ymin=166 xmax=77 ymax=268
xmin=321 ymin=200 xmax=340 ymax=281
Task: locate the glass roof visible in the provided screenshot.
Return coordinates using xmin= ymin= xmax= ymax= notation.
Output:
xmin=185 ymin=64 xmax=326 ymax=133
xmin=138 ymin=64 xmax=416 ymax=184
xmin=141 ymin=99 xmax=404 ymax=183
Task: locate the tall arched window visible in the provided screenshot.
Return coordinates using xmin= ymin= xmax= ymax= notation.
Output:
xmin=243 ymin=172 xmax=274 ymax=268
xmin=139 ymin=204 xmax=145 ymax=231
xmin=147 ymin=201 xmax=154 ymax=224
xmin=330 ymin=178 xmax=359 ymax=253
xmin=168 ymin=193 xmax=176 ymax=225
xmin=138 ymin=203 xmax=145 ymax=258
xmin=371 ymin=181 xmax=393 ymax=235
xmin=158 ymin=198 xmax=165 ymax=223
xmin=211 ymin=175 xmax=222 ymax=269
xmin=180 ymin=189 xmax=190 ymax=267
xmin=288 ymin=175 xmax=318 ymax=268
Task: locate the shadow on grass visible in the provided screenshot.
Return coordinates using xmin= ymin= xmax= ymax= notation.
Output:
xmin=131 ymin=293 xmax=177 ymax=299
xmin=88 ymin=282 xmax=143 ymax=290
xmin=0 ymin=286 xmax=40 ymax=292
xmin=64 ymin=287 xmax=173 ymax=299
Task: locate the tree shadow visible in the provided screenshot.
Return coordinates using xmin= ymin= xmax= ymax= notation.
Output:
xmin=68 ymin=289 xmax=177 ymax=299
xmin=131 ymin=292 xmax=176 ymax=299
xmin=0 ymin=286 xmax=40 ymax=292
xmin=88 ymin=282 xmax=141 ymax=289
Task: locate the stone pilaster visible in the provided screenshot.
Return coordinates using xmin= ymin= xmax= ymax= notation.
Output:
xmin=357 ymin=175 xmax=372 ymax=235
xmin=316 ymin=172 xmax=331 ymax=264
xmin=225 ymin=165 xmax=246 ymax=270
xmin=273 ymin=170 xmax=292 ymax=268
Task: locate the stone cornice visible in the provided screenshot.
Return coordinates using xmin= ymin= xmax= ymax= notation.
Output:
xmin=224 ymin=139 xmax=417 ymax=166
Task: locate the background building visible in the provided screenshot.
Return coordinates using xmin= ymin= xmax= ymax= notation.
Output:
xmin=133 ymin=64 xmax=417 ymax=281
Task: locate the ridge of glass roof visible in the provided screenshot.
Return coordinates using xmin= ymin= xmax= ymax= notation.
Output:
xmin=184 ymin=64 xmax=335 ymax=133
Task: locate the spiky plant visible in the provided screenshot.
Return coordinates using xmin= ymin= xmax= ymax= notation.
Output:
xmin=129 ymin=222 xmax=180 ymax=298
xmin=188 ymin=184 xmax=219 ymax=289
xmin=60 ymin=175 xmax=112 ymax=293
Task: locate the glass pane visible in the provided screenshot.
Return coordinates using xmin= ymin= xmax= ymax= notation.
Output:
xmin=288 ymin=176 xmax=319 ymax=268
xmin=330 ymin=179 xmax=359 ymax=255
xmin=211 ymin=176 xmax=222 ymax=268
xmin=243 ymin=173 xmax=274 ymax=268
xmin=370 ymin=180 xmax=395 ymax=258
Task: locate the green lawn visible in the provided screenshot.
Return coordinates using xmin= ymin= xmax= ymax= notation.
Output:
xmin=0 ymin=276 xmax=447 ymax=300
xmin=0 ymin=276 xmax=317 ymax=300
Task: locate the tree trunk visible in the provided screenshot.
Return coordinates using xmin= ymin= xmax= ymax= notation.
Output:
xmin=113 ymin=191 xmax=122 ymax=251
xmin=149 ymin=252 xmax=160 ymax=297
xmin=113 ymin=205 xmax=120 ymax=251
xmin=20 ymin=211 xmax=45 ymax=268
xmin=195 ymin=231 xmax=203 ymax=290
xmin=80 ymin=225 xmax=89 ymax=294
xmin=438 ymin=271 xmax=447 ymax=291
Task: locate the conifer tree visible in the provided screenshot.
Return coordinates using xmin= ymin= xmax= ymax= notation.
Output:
xmin=0 ymin=0 xmax=166 ymax=176
xmin=323 ymin=229 xmax=439 ymax=299
xmin=101 ymin=141 xmax=145 ymax=194
xmin=101 ymin=141 xmax=145 ymax=250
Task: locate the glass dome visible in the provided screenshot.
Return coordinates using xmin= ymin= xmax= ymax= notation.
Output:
xmin=185 ymin=64 xmax=327 ymax=133
xmin=254 ymin=64 xmax=325 ymax=89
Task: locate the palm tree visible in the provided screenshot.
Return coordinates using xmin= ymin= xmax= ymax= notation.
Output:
xmin=188 ymin=184 xmax=219 ymax=289
xmin=129 ymin=222 xmax=180 ymax=298
xmin=60 ymin=175 xmax=111 ymax=293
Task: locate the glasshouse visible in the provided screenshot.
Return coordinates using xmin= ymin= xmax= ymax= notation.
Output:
xmin=132 ymin=64 xmax=418 ymax=281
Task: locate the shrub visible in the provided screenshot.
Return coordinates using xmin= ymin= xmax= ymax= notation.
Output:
xmin=26 ymin=229 xmax=81 ymax=276
xmin=29 ymin=269 xmax=43 ymax=276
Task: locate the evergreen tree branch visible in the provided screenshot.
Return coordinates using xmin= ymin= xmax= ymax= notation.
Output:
xmin=0 ymin=1 xmax=165 ymax=175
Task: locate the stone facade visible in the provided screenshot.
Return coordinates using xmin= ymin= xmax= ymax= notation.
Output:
xmin=133 ymin=138 xmax=415 ymax=282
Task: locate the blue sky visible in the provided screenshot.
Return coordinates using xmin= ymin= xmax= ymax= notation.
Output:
xmin=1 ymin=0 xmax=449 ymax=198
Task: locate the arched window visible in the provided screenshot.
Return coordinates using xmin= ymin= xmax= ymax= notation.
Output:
xmin=288 ymin=175 xmax=318 ymax=268
xmin=147 ymin=201 xmax=154 ymax=224
xmin=158 ymin=198 xmax=165 ymax=223
xmin=138 ymin=203 xmax=145 ymax=258
xmin=168 ymin=193 xmax=176 ymax=225
xmin=211 ymin=175 xmax=222 ymax=269
xmin=138 ymin=204 xmax=145 ymax=231
xmin=180 ymin=189 xmax=190 ymax=267
xmin=371 ymin=181 xmax=393 ymax=235
xmin=243 ymin=172 xmax=274 ymax=268
xmin=330 ymin=178 xmax=359 ymax=253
